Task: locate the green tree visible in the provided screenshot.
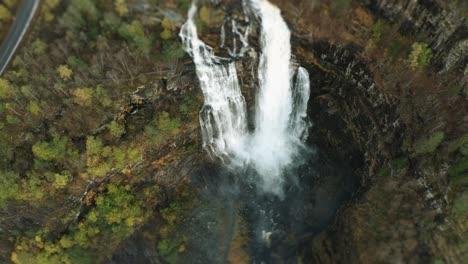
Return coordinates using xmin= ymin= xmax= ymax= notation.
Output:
xmin=412 ymin=131 xmax=445 ymax=156
xmin=95 ymin=184 xmax=144 ymax=227
xmin=0 ymin=4 xmax=11 ymax=21
xmin=57 ymin=65 xmax=73 ymax=80
xmin=0 ymin=171 xmax=19 ymax=208
xmin=409 ymin=42 xmax=433 ymax=69
xmin=53 ymin=171 xmax=71 ymax=189
xmin=107 ymin=120 xmax=125 ymax=139
xmin=59 ymin=0 xmax=100 ymax=30
xmin=0 ymin=78 xmax=12 ymax=98
xmin=32 ymin=38 xmax=47 ymax=55
xmin=118 ymin=20 xmax=151 ymax=55
xmin=72 ymin=88 xmax=94 ymax=106
xmin=28 ymin=101 xmax=41 ymax=115
xmin=32 ymin=134 xmax=75 ymax=162
xmin=114 ymin=0 xmax=128 ymax=16
xmin=3 ymin=0 xmax=16 ymax=8
xmin=158 ymin=111 xmax=180 ymax=132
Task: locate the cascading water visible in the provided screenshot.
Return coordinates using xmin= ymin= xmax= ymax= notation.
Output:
xmin=180 ymin=0 xmax=310 ymax=197
xmin=179 ymin=5 xmax=248 ymax=161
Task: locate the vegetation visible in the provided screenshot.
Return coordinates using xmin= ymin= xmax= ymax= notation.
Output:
xmin=57 ymin=65 xmax=73 ymax=80
xmin=409 ymin=42 xmax=433 ymax=69
xmin=0 ymin=0 xmax=198 ymax=262
xmin=0 ymin=4 xmax=11 ymax=21
xmin=0 ymin=171 xmax=19 ymax=208
xmin=331 ymin=0 xmax=352 ymax=16
xmin=145 ymin=111 xmax=181 ymax=144
xmin=412 ymin=131 xmax=445 ymax=156
xmin=32 ymin=134 xmax=77 ymax=163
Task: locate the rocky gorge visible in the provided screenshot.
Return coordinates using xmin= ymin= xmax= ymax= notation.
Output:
xmin=0 ymin=0 xmax=466 ymax=263
xmin=113 ymin=0 xmax=467 ymax=262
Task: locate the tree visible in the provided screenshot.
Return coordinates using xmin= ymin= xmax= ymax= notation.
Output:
xmin=0 ymin=171 xmax=19 ymax=208
xmin=57 ymin=65 xmax=73 ymax=80
xmin=409 ymin=42 xmax=433 ymax=69
xmin=160 ymin=18 xmax=176 ymax=40
xmin=32 ymin=39 xmax=47 ymax=55
xmin=114 ymin=0 xmax=128 ymax=16
xmin=28 ymin=101 xmax=41 ymax=115
xmin=72 ymin=88 xmax=94 ymax=106
xmin=59 ymin=0 xmax=100 ymax=30
xmin=107 ymin=120 xmax=125 ymax=139
xmin=32 ymin=134 xmax=75 ymax=162
xmin=3 ymin=0 xmax=16 ymax=8
xmin=0 ymin=78 xmax=12 ymax=98
xmin=118 ymin=20 xmax=151 ymax=55
xmin=53 ymin=171 xmax=71 ymax=189
xmin=0 ymin=4 xmax=11 ymax=21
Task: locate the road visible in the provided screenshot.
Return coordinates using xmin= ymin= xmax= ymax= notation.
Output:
xmin=0 ymin=0 xmax=40 ymax=76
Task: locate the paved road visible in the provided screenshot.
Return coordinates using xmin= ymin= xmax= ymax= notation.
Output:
xmin=0 ymin=0 xmax=40 ymax=76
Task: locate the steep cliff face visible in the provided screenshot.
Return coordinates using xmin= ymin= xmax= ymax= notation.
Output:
xmin=143 ymin=1 xmax=467 ymax=262
xmin=358 ymin=0 xmax=467 ymax=71
xmin=275 ymin=0 xmax=467 ymax=263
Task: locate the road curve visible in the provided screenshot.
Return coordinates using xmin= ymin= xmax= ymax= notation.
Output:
xmin=0 ymin=0 xmax=40 ymax=76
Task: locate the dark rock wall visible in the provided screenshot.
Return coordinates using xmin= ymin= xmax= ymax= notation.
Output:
xmin=359 ymin=0 xmax=467 ymax=71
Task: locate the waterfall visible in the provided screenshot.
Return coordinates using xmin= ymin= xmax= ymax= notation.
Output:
xmin=180 ymin=0 xmax=310 ymax=197
xmin=180 ymin=5 xmax=249 ymax=160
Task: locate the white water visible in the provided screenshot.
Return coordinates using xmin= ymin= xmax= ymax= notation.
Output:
xmin=180 ymin=0 xmax=310 ymax=196
xmin=180 ymin=5 xmax=248 ymax=160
